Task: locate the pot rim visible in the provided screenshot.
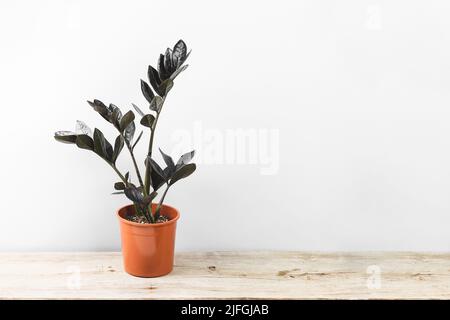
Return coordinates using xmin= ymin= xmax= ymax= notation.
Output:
xmin=117 ymin=203 xmax=180 ymax=228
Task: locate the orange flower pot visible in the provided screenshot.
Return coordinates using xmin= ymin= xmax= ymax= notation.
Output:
xmin=117 ymin=203 xmax=180 ymax=277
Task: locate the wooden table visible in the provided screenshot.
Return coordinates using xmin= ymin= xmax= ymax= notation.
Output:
xmin=0 ymin=251 xmax=449 ymax=299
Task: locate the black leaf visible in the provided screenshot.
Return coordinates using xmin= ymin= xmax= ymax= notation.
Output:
xmin=76 ymin=134 xmax=94 ymax=151
xmin=120 ymin=110 xmax=135 ymax=133
xmin=159 ymin=148 xmax=175 ymax=174
xmin=140 ymin=114 xmax=155 ymax=128
xmin=148 ymin=65 xmax=163 ymax=95
xmin=112 ymin=135 xmax=124 ymax=163
xmin=54 ymin=131 xmax=77 ymax=144
xmin=176 ymin=150 xmax=195 ymax=168
xmin=170 ymin=163 xmax=196 ymax=186
xmin=140 ymin=80 xmax=155 ymax=104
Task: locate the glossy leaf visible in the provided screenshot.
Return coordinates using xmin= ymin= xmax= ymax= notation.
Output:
xmin=148 ymin=65 xmax=162 ymax=95
xmin=112 ymin=135 xmax=124 ymax=163
xmin=172 ymin=40 xmax=187 ymax=68
xmin=120 ymin=110 xmax=135 ymax=132
xmin=140 ymin=114 xmax=155 ymax=128
xmin=176 ymin=150 xmax=195 ymax=167
xmin=124 ymin=185 xmax=144 ymax=203
xmin=76 ymin=134 xmax=94 ymax=151
xmin=124 ymin=172 xmax=130 ymax=182
xmin=132 ymin=103 xmax=145 ymax=117
xmin=54 ymin=131 xmax=77 ymax=144
xmin=140 ymin=80 xmax=154 ymax=104
xmin=149 ymin=96 xmax=163 ymax=112
xmin=158 ymin=79 xmax=173 ymax=96
xmin=88 ymin=99 xmax=111 ymax=122
xmin=164 ymin=48 xmax=173 ymax=74
xmin=110 ymin=104 xmax=122 ymax=129
xmin=158 ymin=54 xmax=169 ymax=81
xmin=124 ymin=121 xmax=135 ymax=144
xmin=147 ymin=157 xmax=166 ymax=178
xmin=114 ymin=182 xmax=126 ymax=190
xmin=93 ymin=128 xmax=113 ymax=162
xmin=151 ymin=166 xmax=166 ymax=191
xmin=170 ymin=163 xmax=196 ymax=186
xmin=159 ymin=148 xmax=175 ymax=173
xmin=75 ymin=120 xmax=92 ymax=136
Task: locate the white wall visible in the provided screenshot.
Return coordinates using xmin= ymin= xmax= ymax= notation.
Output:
xmin=1 ymin=0 xmax=450 ymax=251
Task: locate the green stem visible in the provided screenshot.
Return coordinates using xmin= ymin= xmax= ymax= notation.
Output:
xmin=144 ymin=95 xmax=167 ymax=194
xmin=155 ymin=184 xmax=170 ymax=218
xmin=105 ymin=158 xmax=150 ymax=223
xmin=123 ymin=138 xmax=146 ymax=195
xmin=107 ymin=162 xmax=127 ymax=184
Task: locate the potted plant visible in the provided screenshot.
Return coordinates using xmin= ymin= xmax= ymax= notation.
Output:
xmin=54 ymin=40 xmax=196 ymax=277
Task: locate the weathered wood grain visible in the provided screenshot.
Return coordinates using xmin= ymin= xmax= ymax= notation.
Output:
xmin=0 ymin=251 xmax=449 ymax=299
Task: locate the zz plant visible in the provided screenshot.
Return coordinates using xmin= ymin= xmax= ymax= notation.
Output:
xmin=55 ymin=40 xmax=196 ymax=224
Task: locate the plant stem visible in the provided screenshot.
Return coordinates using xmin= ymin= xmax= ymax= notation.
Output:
xmin=106 ymin=159 xmax=150 ymax=223
xmin=123 ymin=138 xmax=146 ymax=195
xmin=144 ymin=95 xmax=167 ymax=194
xmin=108 ymin=162 xmax=127 ymax=184
xmin=155 ymin=183 xmax=170 ymax=217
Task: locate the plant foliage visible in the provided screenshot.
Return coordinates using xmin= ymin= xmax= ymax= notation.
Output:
xmin=55 ymin=40 xmax=195 ymax=223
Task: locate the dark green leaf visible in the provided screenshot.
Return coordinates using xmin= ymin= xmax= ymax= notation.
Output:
xmin=170 ymin=163 xmax=196 ymax=186
xmin=76 ymin=134 xmax=94 ymax=151
xmin=148 ymin=157 xmax=166 ymax=180
xmin=88 ymin=99 xmax=111 ymax=122
xmin=158 ymin=54 xmax=169 ymax=81
xmin=112 ymin=135 xmax=124 ymax=163
xmin=140 ymin=114 xmax=155 ymax=128
xmin=172 ymin=40 xmax=187 ymax=68
xmin=159 ymin=148 xmax=175 ymax=173
xmin=124 ymin=121 xmax=135 ymax=144
xmin=132 ymin=131 xmax=143 ymax=150
xmin=149 ymin=96 xmax=163 ymax=112
xmin=140 ymin=80 xmax=154 ymax=104
xmin=164 ymin=48 xmax=173 ymax=74
xmin=176 ymin=150 xmax=195 ymax=167
xmin=124 ymin=186 xmax=144 ymax=203
xmin=109 ymin=104 xmax=122 ymax=129
xmin=148 ymin=65 xmax=163 ymax=95
xmin=158 ymin=79 xmax=173 ymax=96
xmin=132 ymin=103 xmax=145 ymax=117
xmin=120 ymin=110 xmax=135 ymax=132
xmin=93 ymin=128 xmax=113 ymax=162
xmin=151 ymin=167 xmax=166 ymax=191
xmin=54 ymin=131 xmax=77 ymax=144
xmin=114 ymin=182 xmax=126 ymax=190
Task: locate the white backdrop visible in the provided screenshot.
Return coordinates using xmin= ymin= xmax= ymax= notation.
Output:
xmin=1 ymin=0 xmax=450 ymax=251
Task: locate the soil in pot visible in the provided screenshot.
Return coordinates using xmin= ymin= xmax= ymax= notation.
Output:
xmin=125 ymin=214 xmax=169 ymax=224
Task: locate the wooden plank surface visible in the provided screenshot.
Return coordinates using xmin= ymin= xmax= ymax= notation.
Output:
xmin=0 ymin=251 xmax=449 ymax=299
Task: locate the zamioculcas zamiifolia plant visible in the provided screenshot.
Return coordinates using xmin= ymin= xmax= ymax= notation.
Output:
xmin=54 ymin=39 xmax=195 ymax=225
xmin=55 ymin=40 xmax=195 ymax=277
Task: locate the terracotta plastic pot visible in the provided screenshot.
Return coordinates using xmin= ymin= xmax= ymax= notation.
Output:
xmin=117 ymin=203 xmax=180 ymax=277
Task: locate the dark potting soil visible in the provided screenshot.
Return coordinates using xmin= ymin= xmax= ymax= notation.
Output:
xmin=125 ymin=214 xmax=170 ymax=224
